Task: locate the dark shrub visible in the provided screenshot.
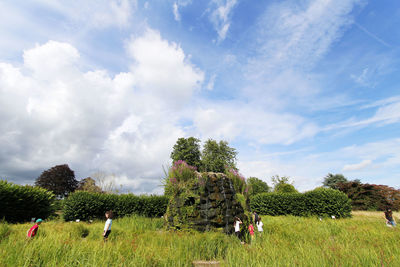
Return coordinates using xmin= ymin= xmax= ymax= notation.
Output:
xmin=250 ymin=188 xmax=351 ymax=218
xmin=0 ymin=180 xmax=55 ymax=223
xmin=63 ymin=191 xmax=168 ymax=221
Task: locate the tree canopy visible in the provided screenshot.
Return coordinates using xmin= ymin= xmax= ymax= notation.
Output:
xmin=201 ymin=139 xmax=237 ymax=173
xmin=272 ymin=175 xmax=298 ymax=193
xmin=170 ymin=137 xmax=201 ymax=169
xmin=247 ymin=177 xmax=270 ymax=196
xmin=35 ymin=164 xmax=78 ymax=197
xmin=323 ymin=173 xmax=348 ymax=189
xmin=76 ymin=177 xmax=102 ymax=193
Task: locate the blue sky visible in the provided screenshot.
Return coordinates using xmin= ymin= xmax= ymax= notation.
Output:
xmin=1 ymin=0 xmax=400 ymax=194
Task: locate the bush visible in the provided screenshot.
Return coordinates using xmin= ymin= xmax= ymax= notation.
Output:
xmin=250 ymin=188 xmax=351 ymax=218
xmin=304 ymin=187 xmax=352 ymax=218
xmin=63 ymin=191 xmax=168 ymax=221
xmin=0 ymin=180 xmax=55 ymax=223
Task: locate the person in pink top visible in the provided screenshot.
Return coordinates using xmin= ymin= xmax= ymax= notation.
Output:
xmin=27 ymin=219 xmax=42 ymax=238
xmin=248 ymin=220 xmax=255 ymax=243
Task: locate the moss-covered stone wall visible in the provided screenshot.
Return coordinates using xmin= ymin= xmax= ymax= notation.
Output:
xmin=166 ymin=172 xmax=247 ymax=234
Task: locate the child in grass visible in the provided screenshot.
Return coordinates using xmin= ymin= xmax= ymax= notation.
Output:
xmin=384 ymin=208 xmax=396 ymax=227
xmin=103 ymin=210 xmax=113 ymax=241
xmin=234 ymin=217 xmax=242 ymax=240
xmin=248 ymin=220 xmax=255 ymax=242
xmin=256 ymin=217 xmax=263 ymax=235
xmin=27 ymin=218 xmax=42 ymax=238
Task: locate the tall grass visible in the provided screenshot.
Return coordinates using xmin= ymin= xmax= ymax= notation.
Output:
xmin=0 ymin=213 xmax=399 ymax=266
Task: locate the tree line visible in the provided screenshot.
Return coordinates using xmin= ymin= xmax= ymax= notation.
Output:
xmin=27 ymin=137 xmax=400 ymax=211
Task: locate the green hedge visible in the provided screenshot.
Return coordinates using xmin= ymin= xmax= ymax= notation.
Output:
xmin=0 ymin=180 xmax=55 ymax=222
xmin=63 ymin=191 xmax=169 ymax=221
xmin=250 ymin=188 xmax=352 ymax=218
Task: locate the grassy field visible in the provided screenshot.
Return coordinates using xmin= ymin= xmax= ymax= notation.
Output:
xmin=0 ymin=212 xmax=399 ymax=266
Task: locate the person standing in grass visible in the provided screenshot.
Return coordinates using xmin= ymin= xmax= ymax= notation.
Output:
xmin=252 ymin=211 xmax=258 ymax=225
xmin=248 ymin=220 xmax=255 ymax=243
xmin=103 ymin=210 xmax=113 ymax=241
xmin=27 ymin=219 xmax=42 ymax=238
xmin=234 ymin=217 xmax=242 ymax=240
xmin=256 ymin=217 xmax=263 ymax=236
xmin=384 ymin=208 xmax=396 ymax=227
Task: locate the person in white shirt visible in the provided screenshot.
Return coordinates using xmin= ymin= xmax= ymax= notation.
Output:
xmin=256 ymin=217 xmax=263 ymax=235
xmin=103 ymin=210 xmax=113 ymax=241
xmin=234 ymin=217 xmax=242 ymax=239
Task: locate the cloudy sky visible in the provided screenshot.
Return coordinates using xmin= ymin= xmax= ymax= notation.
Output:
xmin=1 ymin=0 xmax=400 ymax=194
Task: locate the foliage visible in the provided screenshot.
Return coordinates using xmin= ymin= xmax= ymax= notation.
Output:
xmin=0 ymin=180 xmax=55 ymax=222
xmin=164 ymin=160 xmax=198 ymax=197
xmin=336 ymin=181 xmax=400 ymax=211
xmin=225 ymin=168 xmax=246 ymax=194
xmin=201 ymin=139 xmax=237 ymax=173
xmin=250 ymin=188 xmax=352 ymax=218
xmin=271 ymin=175 xmax=298 ymax=193
xmin=1 ymin=213 xmax=400 ymax=266
xmin=247 ymin=177 xmax=270 ymax=196
xmin=322 ymin=173 xmax=348 ymax=189
xmin=63 ymin=191 xmax=168 ymax=221
xmin=76 ymin=177 xmax=102 ymax=193
xmin=35 ymin=164 xmax=78 ymax=198
xmin=170 ymin=137 xmax=202 ymax=169
xmin=0 ymin=220 xmax=11 ymax=241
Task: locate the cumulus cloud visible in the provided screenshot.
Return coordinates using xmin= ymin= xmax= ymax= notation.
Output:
xmin=0 ymin=28 xmax=203 ymax=193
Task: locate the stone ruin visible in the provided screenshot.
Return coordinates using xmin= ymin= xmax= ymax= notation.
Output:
xmin=165 ymin=172 xmax=246 ymax=234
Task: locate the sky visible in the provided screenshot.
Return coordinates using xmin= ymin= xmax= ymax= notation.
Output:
xmin=1 ymin=0 xmax=400 ymax=194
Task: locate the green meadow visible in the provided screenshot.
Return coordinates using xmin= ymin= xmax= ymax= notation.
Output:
xmin=0 ymin=212 xmax=399 ymax=267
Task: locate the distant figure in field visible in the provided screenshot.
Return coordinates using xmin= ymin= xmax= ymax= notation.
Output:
xmin=252 ymin=211 xmax=258 ymax=225
xmin=248 ymin=220 xmax=255 ymax=242
xmin=27 ymin=218 xmax=42 ymax=238
xmin=234 ymin=217 xmax=242 ymax=239
xmin=103 ymin=210 xmax=113 ymax=241
xmin=256 ymin=217 xmax=263 ymax=235
xmin=384 ymin=208 xmax=396 ymax=227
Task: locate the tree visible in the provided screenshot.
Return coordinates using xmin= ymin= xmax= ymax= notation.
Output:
xmin=323 ymin=173 xmax=348 ymax=189
xmin=91 ymin=171 xmax=122 ymax=194
xmin=247 ymin=177 xmax=270 ymax=196
xmin=201 ymin=139 xmax=237 ymax=173
xmin=170 ymin=137 xmax=201 ymax=169
xmin=336 ymin=181 xmax=400 ymax=211
xmin=271 ymin=175 xmax=298 ymax=193
xmin=76 ymin=177 xmax=103 ymax=193
xmin=35 ymin=164 xmax=78 ymax=198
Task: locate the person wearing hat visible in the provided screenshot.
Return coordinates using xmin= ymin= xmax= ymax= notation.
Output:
xmin=27 ymin=219 xmax=43 ymax=238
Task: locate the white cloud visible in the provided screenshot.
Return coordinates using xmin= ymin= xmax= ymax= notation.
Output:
xmin=343 ymin=159 xmax=372 ymax=171
xmin=209 ymin=0 xmax=238 ymax=41
xmin=172 ymin=0 xmax=192 ymax=22
xmin=238 ymin=138 xmax=400 ymax=191
xmin=173 ymin=2 xmax=181 ymax=21
xmin=127 ymin=28 xmax=204 ymax=107
xmin=193 ymin=103 xmax=319 ymax=145
xmin=206 ymin=74 xmax=216 ymax=91
xmin=35 ymin=0 xmax=136 ymax=28
xmin=0 ymin=28 xmax=203 ymax=193
xmin=253 ymin=0 xmax=362 ymax=70
xmin=243 ymin=0 xmax=363 ymax=113
xmin=324 ymin=99 xmax=400 ymax=131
